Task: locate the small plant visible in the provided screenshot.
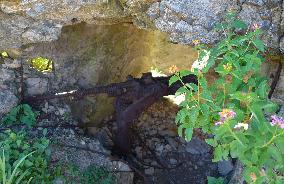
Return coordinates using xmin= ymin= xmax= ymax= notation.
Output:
xmin=1 ymin=104 xmax=38 ymax=127
xmin=61 ymin=164 xmax=116 ymax=184
xmin=29 ymin=57 xmax=53 ymax=72
xmin=170 ymin=12 xmax=284 ymax=183
xmin=0 ymin=130 xmax=59 ymax=183
xmin=81 ymin=165 xmax=115 ymax=184
xmin=207 ymin=176 xmax=225 ymax=184
xmin=0 ymin=150 xmax=34 ymax=184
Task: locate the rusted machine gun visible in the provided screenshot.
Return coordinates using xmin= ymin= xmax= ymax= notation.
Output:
xmin=24 ymin=72 xmax=198 ymax=154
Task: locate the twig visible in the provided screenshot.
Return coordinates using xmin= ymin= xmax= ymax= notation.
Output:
xmin=268 ymin=61 xmax=282 ymax=99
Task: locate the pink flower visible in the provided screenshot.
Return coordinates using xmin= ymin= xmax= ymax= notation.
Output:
xmin=218 ymin=109 xmax=236 ymax=119
xmin=215 ymin=109 xmax=236 ymax=126
xmin=270 ymin=115 xmax=284 ymax=129
xmin=215 ymin=121 xmax=224 ymax=126
xmin=252 ymin=23 xmax=260 ymax=30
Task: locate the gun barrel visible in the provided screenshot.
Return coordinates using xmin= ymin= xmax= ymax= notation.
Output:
xmin=23 ymin=81 xmax=134 ymax=103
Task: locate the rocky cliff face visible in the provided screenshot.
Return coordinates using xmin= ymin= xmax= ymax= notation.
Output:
xmin=0 ymin=0 xmax=283 ymax=121
xmin=148 ymin=0 xmax=284 ymax=51
xmin=0 ymin=0 xmax=283 ymax=52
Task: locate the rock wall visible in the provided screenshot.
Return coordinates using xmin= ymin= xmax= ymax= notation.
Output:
xmin=19 ymin=22 xmax=198 ymax=127
xmin=147 ymin=0 xmax=284 ymax=51
xmin=0 ymin=0 xmax=283 ymax=52
xmin=0 ymin=0 xmax=283 ymax=119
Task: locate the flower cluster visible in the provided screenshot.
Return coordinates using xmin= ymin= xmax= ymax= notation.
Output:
xmin=223 ymin=63 xmax=232 ymax=72
xmin=215 ymin=109 xmax=236 ymax=125
xmin=270 ymin=115 xmax=284 ymax=129
xmin=168 ymin=65 xmax=179 ymax=74
xmin=252 ymin=23 xmax=259 ymax=31
xmin=192 ymin=39 xmax=200 ymax=45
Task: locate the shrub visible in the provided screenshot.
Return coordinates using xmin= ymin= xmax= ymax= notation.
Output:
xmin=0 ymin=150 xmax=34 ymax=184
xmin=170 ymin=12 xmax=284 ymax=183
xmin=0 ymin=130 xmax=59 ymax=183
xmin=1 ymin=104 xmax=38 ymax=128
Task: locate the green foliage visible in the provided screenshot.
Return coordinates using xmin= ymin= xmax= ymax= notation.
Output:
xmin=1 ymin=104 xmax=38 ymax=128
xmin=29 ymin=57 xmax=53 ymax=72
xmin=0 ymin=130 xmax=59 ymax=183
xmin=207 ymin=176 xmax=225 ymax=184
xmin=81 ymin=165 xmax=115 ymax=184
xmin=62 ymin=164 xmax=115 ymax=184
xmin=0 ymin=150 xmax=34 ymax=184
xmin=171 ymin=12 xmax=284 ymax=183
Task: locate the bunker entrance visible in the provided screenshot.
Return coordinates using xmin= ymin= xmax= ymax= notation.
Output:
xmin=23 ymin=22 xmax=198 ymax=129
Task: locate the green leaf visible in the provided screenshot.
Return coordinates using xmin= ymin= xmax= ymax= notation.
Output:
xmin=256 ymin=100 xmax=279 ymax=113
xmin=205 ymin=139 xmax=217 ymax=147
xmin=200 ymin=104 xmax=210 ymax=116
xmin=179 ymin=70 xmax=191 ymax=77
xmin=201 ymin=91 xmax=213 ymax=102
xmin=207 ymin=176 xmax=225 ymax=184
xmin=177 ymin=123 xmax=190 ymax=138
xmin=232 ymin=20 xmax=247 ymax=29
xmin=188 ymin=107 xmax=199 ymax=124
xmin=213 ymin=145 xmax=222 ymax=162
xmin=199 ymin=77 xmax=208 ymax=89
xmin=185 ymin=128 xmax=193 ymax=141
xmin=256 ymin=80 xmax=269 ymax=99
xmin=169 ymin=75 xmax=179 ymax=86
xmin=249 ymin=103 xmax=266 ymax=124
xmin=268 ymin=145 xmax=282 ymax=163
xmin=252 ymin=39 xmax=265 ymax=52
xmin=186 ymin=83 xmax=198 ymax=91
xmin=175 ymin=86 xmax=187 ymax=96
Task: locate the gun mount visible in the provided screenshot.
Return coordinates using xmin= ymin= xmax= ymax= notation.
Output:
xmin=24 ymin=72 xmax=198 ymax=154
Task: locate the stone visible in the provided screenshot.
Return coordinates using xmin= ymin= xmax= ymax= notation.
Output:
xmin=218 ymin=160 xmax=234 ymax=176
xmin=185 ymin=137 xmax=211 ymax=155
xmin=52 ymin=178 xmax=64 ymax=184
xmin=0 ymin=68 xmax=14 ymax=82
xmin=280 ymin=37 xmax=284 ymax=53
xmin=169 ymin=158 xmax=178 ymax=165
xmin=51 ymin=137 xmax=134 ymax=184
xmin=4 ymin=59 xmax=21 ymax=69
xmin=159 ymin=129 xmax=177 ymax=137
xmin=166 ymin=137 xmax=178 ymax=148
xmin=228 ymin=161 xmax=245 ymax=184
xmin=0 ymin=89 xmax=18 ymax=116
xmin=278 ymin=105 xmax=284 ymax=117
xmin=134 ymin=146 xmax=143 ymax=158
xmin=0 ymin=0 xmax=282 ymax=52
xmin=155 ymin=144 xmax=164 ymax=155
xmin=245 ymin=0 xmax=266 ymax=6
xmin=146 ymin=2 xmax=160 ymax=20
xmin=145 ymin=167 xmax=155 ymax=175
xmin=22 ymin=20 xmax=63 ymax=43
xmin=25 ymin=77 xmax=48 ymax=95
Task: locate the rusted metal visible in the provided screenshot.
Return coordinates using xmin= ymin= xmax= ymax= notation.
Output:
xmin=24 ymin=72 xmax=198 ymax=154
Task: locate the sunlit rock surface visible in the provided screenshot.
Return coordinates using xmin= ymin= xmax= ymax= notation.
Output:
xmin=22 ymin=23 xmax=198 ymax=127
xmin=0 ymin=0 xmax=283 ymax=52
xmin=0 ymin=65 xmax=18 ymax=117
